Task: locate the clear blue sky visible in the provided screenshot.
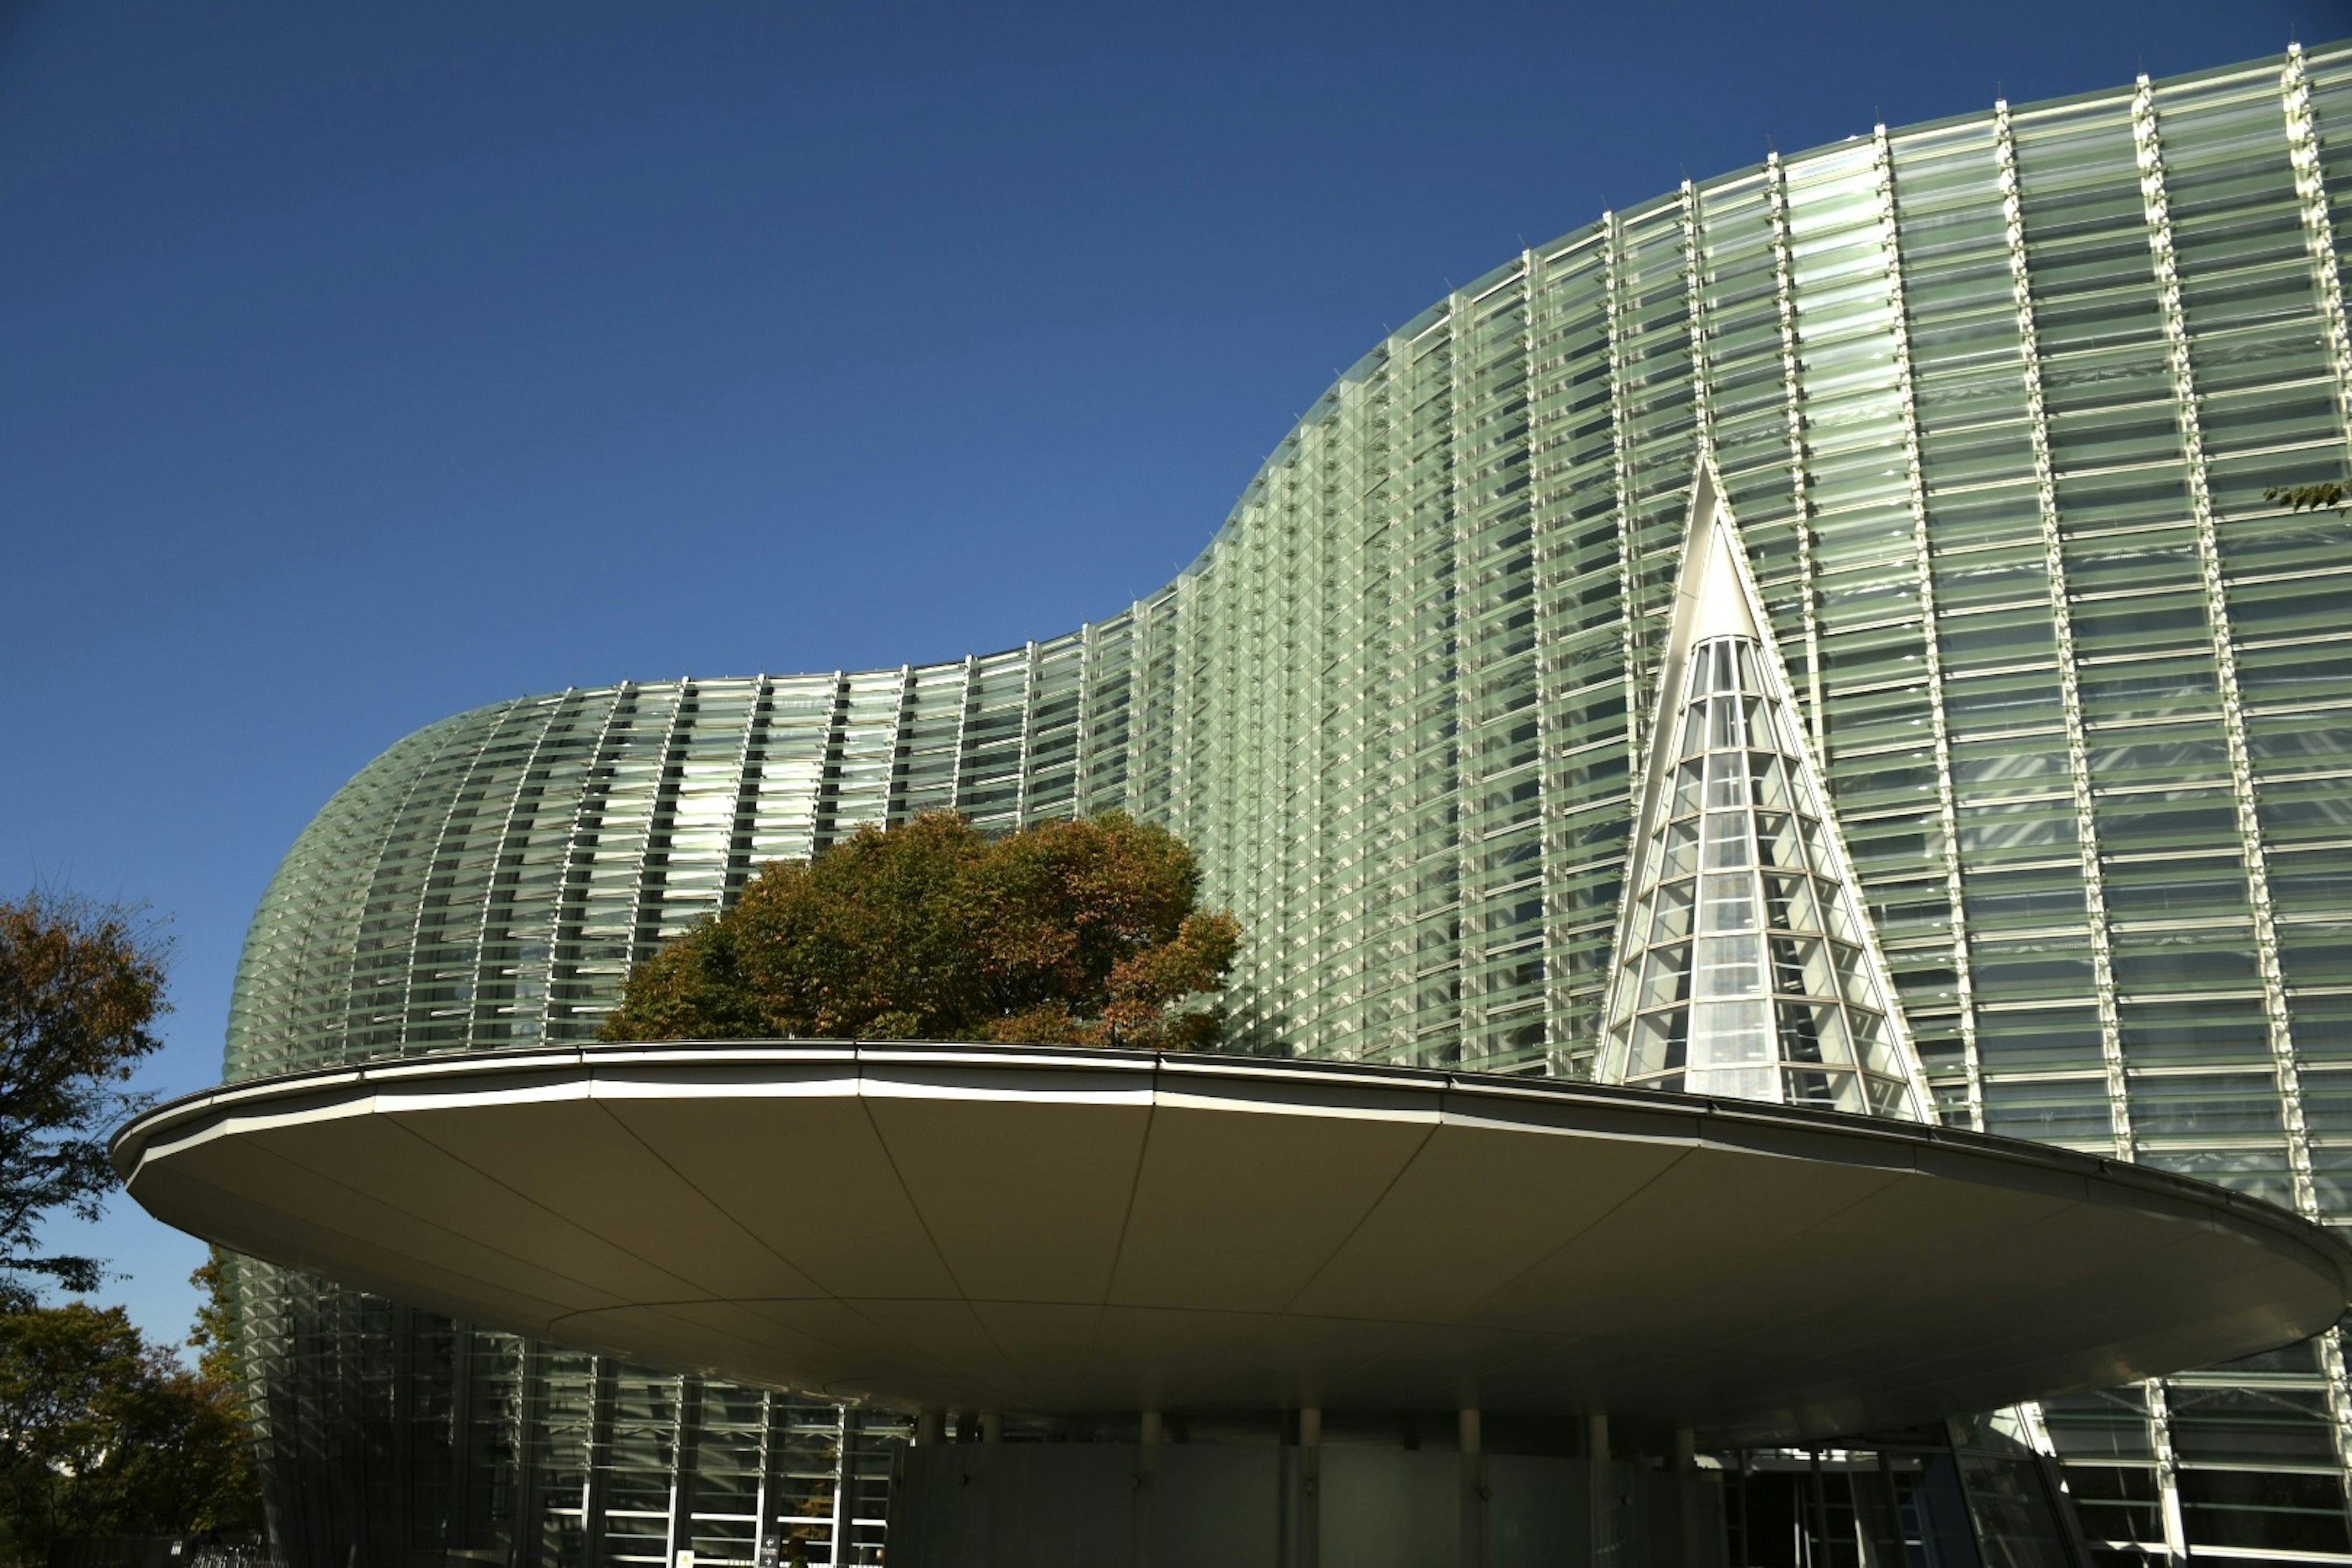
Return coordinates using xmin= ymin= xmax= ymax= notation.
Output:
xmin=3 ymin=0 xmax=2337 ymax=1349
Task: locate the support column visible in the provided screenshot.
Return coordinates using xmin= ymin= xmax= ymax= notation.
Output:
xmin=1674 ymin=1429 xmax=1698 ymax=1568
xmin=391 ymin=1306 xmax=415 ymax=1568
xmin=914 ymin=1409 xmax=944 ymax=1447
xmin=748 ymin=1393 xmax=779 ymax=1568
xmin=979 ymin=1412 xmax=1001 ymax=1444
xmin=445 ymin=1325 xmax=478 ymax=1562
xmin=510 ymin=1341 xmax=548 ymax=1568
xmin=1586 ymin=1414 xmax=1613 ymax=1568
xmin=2144 ymin=1380 xmax=2189 ymax=1564
xmin=666 ymin=1377 xmax=703 ymax=1568
xmin=1298 ymin=1408 xmax=1322 ymax=1568
xmin=1133 ymin=1411 xmax=1161 ymax=1568
xmin=1458 ymin=1409 xmax=1484 ymax=1568
xmin=579 ymin=1360 xmax=617 ymax=1568
xmin=1808 ymin=1450 xmax=1832 ymax=1567
xmin=827 ymin=1406 xmax=856 ymax=1568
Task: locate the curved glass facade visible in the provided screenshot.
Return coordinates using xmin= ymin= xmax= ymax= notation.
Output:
xmin=222 ymin=44 xmax=2352 ymax=1566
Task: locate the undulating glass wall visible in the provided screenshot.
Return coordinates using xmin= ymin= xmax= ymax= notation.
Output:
xmin=219 ymin=43 xmax=2352 ymax=1566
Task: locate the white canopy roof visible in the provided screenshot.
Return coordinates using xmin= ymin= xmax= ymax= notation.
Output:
xmin=115 ymin=1042 xmax=2352 ymax=1444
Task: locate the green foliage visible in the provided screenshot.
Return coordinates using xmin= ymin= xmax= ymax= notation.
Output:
xmin=0 ymin=1303 xmax=259 ymax=1566
xmin=0 ymin=895 xmax=170 ymax=1307
xmin=2264 ymin=481 xmax=2350 ymax=516
xmin=184 ymin=1252 xmax=239 ymax=1392
xmin=601 ymin=811 xmax=1241 ymax=1050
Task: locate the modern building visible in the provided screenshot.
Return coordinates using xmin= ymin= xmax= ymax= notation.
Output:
xmin=127 ymin=41 xmax=2352 ymax=1568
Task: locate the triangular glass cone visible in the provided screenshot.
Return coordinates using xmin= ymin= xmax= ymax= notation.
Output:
xmin=1598 ymin=469 xmax=1934 ymax=1123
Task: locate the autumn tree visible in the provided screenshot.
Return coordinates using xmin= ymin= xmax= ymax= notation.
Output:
xmin=0 ymin=1302 xmax=260 ymax=1565
xmin=0 ymin=895 xmax=170 ymax=1309
xmin=601 ymin=811 xmax=1240 ymax=1049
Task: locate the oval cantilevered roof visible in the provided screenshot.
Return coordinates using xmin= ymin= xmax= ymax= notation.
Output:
xmin=114 ymin=1042 xmax=2352 ymax=1443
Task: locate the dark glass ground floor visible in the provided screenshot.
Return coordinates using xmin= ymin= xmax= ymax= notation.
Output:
xmin=247 ymin=1264 xmax=2305 ymax=1568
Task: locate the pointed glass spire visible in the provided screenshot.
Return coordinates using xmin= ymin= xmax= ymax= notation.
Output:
xmin=1598 ymin=473 xmax=1933 ymax=1122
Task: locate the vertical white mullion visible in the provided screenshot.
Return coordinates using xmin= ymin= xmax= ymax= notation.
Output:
xmin=1173 ymin=575 xmax=1199 ymax=847
xmin=1994 ymin=100 xmax=2132 ymax=1159
xmin=1873 ymin=124 xmax=1981 ymax=1130
xmin=467 ymin=693 xmax=570 ymax=1048
xmin=547 ymin=687 xmax=633 ymax=1047
xmin=1293 ymin=429 xmax=1315 ymax=1041
xmin=1123 ymin=602 xmax=1151 ymax=817
xmin=823 ymin=671 xmax=858 ymax=850
xmin=1605 ymin=214 xmax=1643 ymax=821
xmin=1732 ymin=652 xmax=1788 ymax=1104
xmin=1207 ymin=552 xmax=1231 ymax=891
xmin=1332 ymin=368 xmax=1370 ymax=1060
xmin=1230 ymin=488 xmax=1260 ymax=1044
xmin=1526 ymin=244 xmax=1578 ymax=1075
xmin=1766 ymin=158 xmax=1831 ymax=778
xmin=884 ymin=665 xmax=915 ymax=825
xmin=1072 ymin=622 xmax=1095 ymax=818
xmin=1300 ymin=407 xmax=1340 ymax=1055
xmin=1254 ymin=469 xmax=1280 ymax=1039
xmin=2284 ymin=45 xmax=2352 ymax=443
xmin=1013 ymin=640 xmax=1039 ymax=826
xmin=748 ymin=1390 xmax=774 ymax=1567
xmin=1382 ymin=338 xmax=1416 ymax=1063
xmin=2320 ymin=1326 xmax=2352 ymax=1532
xmin=581 ymin=1356 xmax=617 ymax=1567
xmin=1680 ymin=181 xmax=1713 ymax=451
xmin=664 ymin=1374 xmax=703 ymax=1568
xmin=630 ymin=684 xmax=703 ymax=973
xmin=829 ymin=1405 xmax=856 ymax=1567
xmin=731 ymin=676 xmax=774 ymax=872
xmin=1600 ymin=213 xmax=1650 ymax=1088
xmin=2142 ymin=1377 xmax=2190 ymax=1564
xmin=2133 ymin=75 xmax=2312 ymax=1213
xmin=394 ymin=698 xmax=530 ymax=1056
xmin=950 ymin=654 xmax=978 ymax=818
xmin=1335 ymin=375 xmax=1363 ymax=1058
xmin=1447 ymin=288 xmax=1480 ymax=1064
xmin=1373 ymin=344 xmax=1408 ymax=1063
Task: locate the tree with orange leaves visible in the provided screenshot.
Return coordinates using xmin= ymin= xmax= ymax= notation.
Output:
xmin=600 ymin=812 xmax=1240 ymax=1050
xmin=0 ymin=895 xmax=168 ymax=1310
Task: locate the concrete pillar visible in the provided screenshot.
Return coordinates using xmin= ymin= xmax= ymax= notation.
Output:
xmin=1807 ymin=1449 xmax=1831 ymax=1567
xmin=979 ymin=1411 xmax=1002 ymax=1443
xmin=914 ymin=1409 xmax=944 ymax=1447
xmin=1458 ymin=1408 xmax=1485 ymax=1568
xmin=1297 ymin=1408 xmax=1322 ymax=1568
xmin=1674 ymin=1428 xmax=1698 ymax=1568
xmin=1133 ymin=1411 xmax=1163 ymax=1568
xmin=1586 ymin=1414 xmax=1613 ymax=1568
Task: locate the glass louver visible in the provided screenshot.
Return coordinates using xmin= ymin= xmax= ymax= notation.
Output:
xmin=1599 ymin=484 xmax=1931 ymax=1121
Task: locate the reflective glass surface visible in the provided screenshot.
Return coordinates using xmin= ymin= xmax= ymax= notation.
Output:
xmin=218 ymin=45 xmax=2352 ymax=1567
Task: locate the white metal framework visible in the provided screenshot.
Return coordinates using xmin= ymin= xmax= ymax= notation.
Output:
xmin=1597 ymin=473 xmax=1933 ymax=1118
